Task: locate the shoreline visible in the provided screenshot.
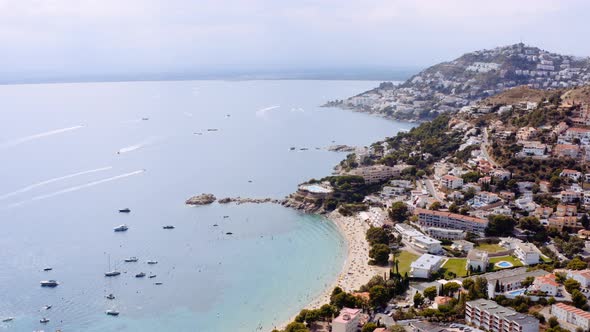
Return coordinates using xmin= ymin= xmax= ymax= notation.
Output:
xmin=276 ymin=210 xmax=388 ymax=330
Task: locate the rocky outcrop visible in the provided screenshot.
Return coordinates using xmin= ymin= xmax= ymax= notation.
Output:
xmin=326 ymin=144 xmax=356 ymax=152
xmin=185 ymin=194 xmax=216 ymax=205
xmin=218 ymin=197 xmax=285 ymax=205
xmin=282 ymin=192 xmax=326 ymax=214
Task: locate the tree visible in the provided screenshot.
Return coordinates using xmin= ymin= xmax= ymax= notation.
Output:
xmin=448 ymin=203 xmax=459 ymax=213
xmin=370 ymin=285 xmax=390 ymax=308
xmin=442 ymin=282 xmax=461 ymax=296
xmin=413 ymin=292 xmax=424 ymax=308
xmin=284 ymin=322 xmax=310 ymax=332
xmin=390 ymin=325 xmax=406 ymax=332
xmin=572 ymin=290 xmax=587 ymax=309
xmin=567 ymin=257 xmax=588 ymax=270
xmin=362 ymin=323 xmax=379 ymax=332
xmin=548 ymin=316 xmax=559 ymax=328
xmin=521 ymin=276 xmax=534 ymax=288
xmin=565 ymin=278 xmax=582 ymax=294
xmin=388 ymin=202 xmax=408 ymax=222
xmin=429 ymin=201 xmax=442 ymax=211
xmin=366 ymin=227 xmax=389 ymax=245
xmin=318 ymin=304 xmax=336 ymax=320
xmin=423 ymin=286 xmax=437 ymax=300
xmin=485 ymin=215 xmax=516 ymax=236
xmin=369 ymin=244 xmax=391 ymax=266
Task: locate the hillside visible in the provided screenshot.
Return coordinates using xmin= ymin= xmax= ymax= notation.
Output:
xmin=328 ymin=43 xmax=590 ymax=121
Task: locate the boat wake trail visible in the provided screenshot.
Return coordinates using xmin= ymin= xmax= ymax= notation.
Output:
xmin=0 ymin=167 xmax=113 ymax=201
xmin=1 ymin=170 xmax=145 ymax=209
xmin=255 ymin=105 xmax=280 ymax=117
xmin=117 ymin=137 xmax=159 ymax=154
xmin=0 ymin=125 xmax=85 ymax=149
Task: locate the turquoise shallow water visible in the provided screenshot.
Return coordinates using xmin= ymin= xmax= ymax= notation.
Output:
xmin=0 ymin=80 xmax=413 ymax=331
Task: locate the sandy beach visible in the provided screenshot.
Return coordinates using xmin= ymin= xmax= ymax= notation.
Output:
xmin=276 ymin=210 xmax=388 ymax=329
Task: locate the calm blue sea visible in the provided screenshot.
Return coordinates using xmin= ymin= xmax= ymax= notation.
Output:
xmin=0 ymin=80 xmax=413 ymax=331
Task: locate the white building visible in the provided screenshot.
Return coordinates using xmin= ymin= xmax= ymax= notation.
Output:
xmin=410 ymin=254 xmax=445 ymax=279
xmin=552 ymin=303 xmax=590 ymax=331
xmin=451 ymin=240 xmax=474 ymax=252
xmin=474 ymin=191 xmax=500 ymax=205
xmin=441 ymin=175 xmax=464 ymax=190
xmin=466 ymin=250 xmax=489 ymax=273
xmin=347 ymin=165 xmax=400 ymax=184
xmin=414 ymin=208 xmax=488 ymax=235
xmin=560 ymin=169 xmax=583 ymax=182
xmin=425 ymin=227 xmax=466 ymax=240
xmin=395 ymin=223 xmax=442 ymax=254
xmin=532 ymin=274 xmax=559 ymax=296
xmin=332 ymin=307 xmax=361 ymax=332
xmin=522 ymin=142 xmax=547 ymax=156
xmin=514 ymin=243 xmax=540 ymax=265
xmin=466 ymin=299 xmax=539 ymax=332
xmin=567 ymin=270 xmax=590 ymax=287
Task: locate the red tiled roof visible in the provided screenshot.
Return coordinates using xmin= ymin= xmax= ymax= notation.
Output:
xmin=555 ymin=303 xmax=590 ymax=320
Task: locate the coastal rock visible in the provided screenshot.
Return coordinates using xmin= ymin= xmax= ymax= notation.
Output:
xmin=326 ymin=144 xmax=356 ymax=152
xmin=218 ymin=197 xmax=285 ymax=205
xmin=185 ymin=194 xmax=216 ymax=205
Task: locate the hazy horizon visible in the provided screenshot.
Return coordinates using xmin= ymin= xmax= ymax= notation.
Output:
xmin=1 ymin=0 xmax=589 ymax=82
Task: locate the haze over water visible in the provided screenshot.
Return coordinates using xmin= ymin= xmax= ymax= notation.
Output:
xmin=0 ymin=80 xmax=413 ymax=331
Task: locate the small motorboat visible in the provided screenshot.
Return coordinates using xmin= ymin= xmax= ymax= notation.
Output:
xmin=118 ymin=208 xmax=131 ymax=213
xmin=106 ymin=294 xmax=115 ymax=300
xmin=124 ymin=257 xmax=138 ymax=263
xmin=146 ymin=260 xmax=158 ymax=265
xmin=40 ymin=318 xmax=49 ymax=324
xmin=223 ymin=216 xmax=229 ymax=219
xmin=162 ymin=225 xmax=175 ymax=229
xmin=105 ymin=271 xmax=121 ymax=277
xmin=43 ymin=267 xmax=52 ymax=272
xmin=207 ymin=128 xmax=218 ymax=132
xmin=43 ymin=305 xmax=52 ymax=310
xmin=135 ymin=272 xmax=146 ymax=278
xmin=113 ymin=224 xmax=128 ymax=232
xmin=142 ymin=117 xmax=149 ymax=121
xmin=226 ymin=232 xmax=233 ymax=235
xmin=2 ymin=317 xmax=14 ymax=322
xmin=40 ymin=280 xmax=59 ymax=287
xmin=154 ymin=282 xmax=163 ymax=285
xmin=289 ymin=147 xmax=296 ymax=151
xmin=213 ymin=224 xmax=218 ymax=227
xmin=105 ymin=310 xmax=119 ymax=316
xmin=148 ymin=274 xmax=157 ymax=279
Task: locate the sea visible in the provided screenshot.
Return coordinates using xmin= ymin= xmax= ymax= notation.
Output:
xmin=0 ymin=80 xmax=413 ymax=332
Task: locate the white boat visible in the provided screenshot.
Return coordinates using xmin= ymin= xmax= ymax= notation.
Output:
xmin=104 ymin=254 xmax=120 ymax=277
xmin=106 ymin=294 xmax=115 ymax=300
xmin=40 ymin=280 xmax=59 ymax=287
xmin=146 ymin=260 xmax=158 ymax=265
xmin=124 ymin=257 xmax=138 ymax=262
xmin=162 ymin=225 xmax=175 ymax=229
xmin=113 ymin=224 xmax=128 ymax=232
xmin=40 ymin=318 xmax=49 ymax=324
xmin=105 ymin=310 xmax=119 ymax=316
xmin=135 ymin=272 xmax=146 ymax=278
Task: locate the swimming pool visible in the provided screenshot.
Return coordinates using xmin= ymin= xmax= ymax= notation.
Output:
xmin=300 ymin=184 xmax=333 ymax=193
xmin=507 ymin=289 xmax=526 ymax=296
xmin=495 ymin=261 xmax=513 ymax=268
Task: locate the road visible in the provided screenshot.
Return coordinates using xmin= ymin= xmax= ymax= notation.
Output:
xmin=481 ymin=129 xmax=500 ymax=167
xmin=424 ymin=179 xmax=445 ymax=202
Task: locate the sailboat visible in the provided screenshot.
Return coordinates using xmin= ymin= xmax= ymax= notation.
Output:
xmin=104 ymin=254 xmax=121 ymax=277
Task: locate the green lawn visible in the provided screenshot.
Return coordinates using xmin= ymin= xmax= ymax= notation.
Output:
xmin=489 ymin=255 xmax=523 ymax=270
xmin=475 ymin=243 xmax=506 ymax=253
xmin=442 ymin=258 xmax=468 ymax=277
xmin=541 ymin=255 xmax=553 ymax=263
xmin=395 ymin=251 xmax=420 ymax=275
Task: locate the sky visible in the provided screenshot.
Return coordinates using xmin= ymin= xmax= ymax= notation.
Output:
xmin=0 ymin=0 xmax=589 ymax=80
